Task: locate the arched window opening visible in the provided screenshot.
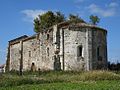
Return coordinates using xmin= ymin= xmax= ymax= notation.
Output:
xmin=31 ymin=62 xmax=36 ymax=72
xmin=32 ymin=62 xmax=34 ymax=66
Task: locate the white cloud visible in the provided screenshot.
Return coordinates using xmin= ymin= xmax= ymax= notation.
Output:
xmin=87 ymin=3 xmax=117 ymax=17
xmin=21 ymin=9 xmax=46 ymax=22
xmin=108 ymin=2 xmax=119 ymax=7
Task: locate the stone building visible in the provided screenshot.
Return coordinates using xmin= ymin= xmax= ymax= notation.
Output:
xmin=6 ymin=22 xmax=108 ymax=71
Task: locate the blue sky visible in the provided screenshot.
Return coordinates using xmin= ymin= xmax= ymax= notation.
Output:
xmin=0 ymin=0 xmax=120 ymax=65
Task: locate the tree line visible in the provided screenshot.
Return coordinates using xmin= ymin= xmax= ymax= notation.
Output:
xmin=108 ymin=62 xmax=120 ymax=71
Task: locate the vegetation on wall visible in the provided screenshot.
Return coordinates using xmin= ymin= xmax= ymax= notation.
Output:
xmin=68 ymin=14 xmax=85 ymax=23
xmin=33 ymin=11 xmax=86 ymax=33
xmin=34 ymin=11 xmax=65 ymax=33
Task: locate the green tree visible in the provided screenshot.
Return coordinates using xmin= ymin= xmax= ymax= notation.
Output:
xmin=55 ymin=11 xmax=65 ymax=24
xmin=40 ymin=11 xmax=55 ymax=30
xmin=69 ymin=14 xmax=85 ymax=23
xmin=34 ymin=11 xmax=65 ymax=33
xmin=34 ymin=18 xmax=41 ymax=33
xmin=34 ymin=11 xmax=86 ymax=33
xmin=90 ymin=15 xmax=100 ymax=25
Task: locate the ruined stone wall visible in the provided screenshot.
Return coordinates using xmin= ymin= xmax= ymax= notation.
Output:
xmin=92 ymin=29 xmax=107 ymax=69
xmin=9 ymin=30 xmax=54 ymax=71
xmin=39 ymin=31 xmax=54 ymax=70
xmin=8 ymin=25 xmax=107 ymax=71
xmin=22 ymin=32 xmax=54 ymax=71
xmin=59 ymin=27 xmax=107 ymax=71
xmin=62 ymin=27 xmax=88 ymax=71
xmin=10 ymin=43 xmax=21 ymax=71
xmin=86 ymin=28 xmax=93 ymax=70
xmin=22 ymin=37 xmax=40 ymax=71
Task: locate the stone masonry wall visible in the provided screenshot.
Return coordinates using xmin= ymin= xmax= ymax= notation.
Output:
xmin=22 ymin=32 xmax=54 ymax=71
xmin=9 ymin=31 xmax=54 ymax=71
xmin=8 ymin=24 xmax=107 ymax=71
xmin=10 ymin=43 xmax=21 ymax=71
xmin=62 ymin=27 xmax=88 ymax=71
xmin=92 ymin=29 xmax=107 ymax=69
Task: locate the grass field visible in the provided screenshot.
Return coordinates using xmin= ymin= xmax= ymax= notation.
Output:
xmin=0 ymin=71 xmax=120 ymax=90
xmin=1 ymin=81 xmax=120 ymax=90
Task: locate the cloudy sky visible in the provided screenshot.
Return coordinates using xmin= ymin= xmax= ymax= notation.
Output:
xmin=0 ymin=0 xmax=120 ymax=64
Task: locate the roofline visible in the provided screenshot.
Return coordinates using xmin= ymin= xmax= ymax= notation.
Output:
xmin=9 ymin=21 xmax=107 ymax=45
xmin=45 ymin=21 xmax=107 ymax=33
xmin=57 ymin=21 xmax=107 ymax=32
xmin=9 ymin=35 xmax=28 ymax=42
xmin=9 ymin=35 xmax=37 ymax=45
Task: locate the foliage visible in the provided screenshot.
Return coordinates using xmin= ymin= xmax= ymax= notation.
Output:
xmin=33 ymin=11 xmax=86 ymax=33
xmin=89 ymin=15 xmax=100 ymax=25
xmin=69 ymin=14 xmax=85 ymax=23
xmin=34 ymin=11 xmax=65 ymax=33
xmin=55 ymin=11 xmax=65 ymax=24
xmin=108 ymin=61 xmax=120 ymax=71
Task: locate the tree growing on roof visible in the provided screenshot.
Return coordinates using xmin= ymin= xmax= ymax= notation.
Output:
xmin=89 ymin=15 xmax=100 ymax=25
xmin=33 ymin=11 xmax=86 ymax=33
xmin=34 ymin=11 xmax=65 ymax=33
xmin=69 ymin=14 xmax=85 ymax=23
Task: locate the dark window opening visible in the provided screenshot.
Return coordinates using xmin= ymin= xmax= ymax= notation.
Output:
xmin=77 ymin=45 xmax=83 ymax=57
xmin=34 ymin=48 xmax=36 ymax=51
xmin=47 ymin=48 xmax=49 ymax=56
xmin=97 ymin=46 xmax=102 ymax=61
xmin=97 ymin=47 xmax=100 ymax=57
xmin=31 ymin=62 xmax=36 ymax=72
xmin=32 ymin=62 xmax=34 ymax=66
xmin=47 ymin=34 xmax=49 ymax=40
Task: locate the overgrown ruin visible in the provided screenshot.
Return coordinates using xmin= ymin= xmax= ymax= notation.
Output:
xmin=6 ymin=21 xmax=108 ymax=71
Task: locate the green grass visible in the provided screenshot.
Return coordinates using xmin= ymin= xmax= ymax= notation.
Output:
xmin=0 ymin=71 xmax=120 ymax=90
xmin=1 ymin=81 xmax=120 ymax=90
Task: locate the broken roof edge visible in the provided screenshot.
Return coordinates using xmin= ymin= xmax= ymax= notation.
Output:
xmin=9 ymin=21 xmax=107 ymax=44
xmin=56 ymin=21 xmax=107 ymax=32
xmin=43 ymin=21 xmax=107 ymax=33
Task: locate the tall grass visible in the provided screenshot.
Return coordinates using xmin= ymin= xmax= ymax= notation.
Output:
xmin=0 ymin=70 xmax=120 ymax=88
